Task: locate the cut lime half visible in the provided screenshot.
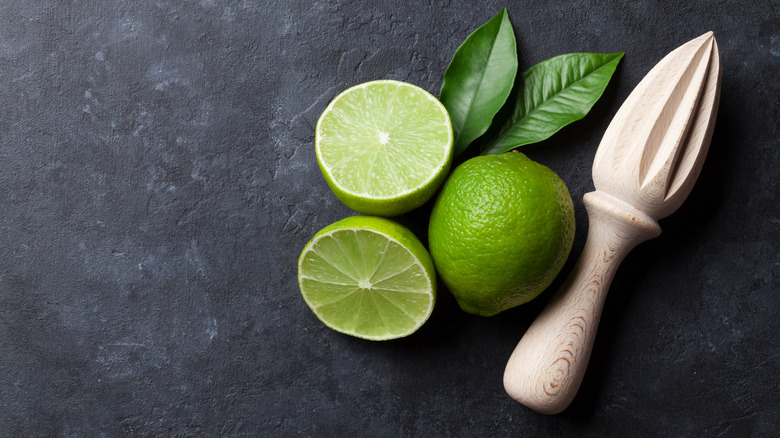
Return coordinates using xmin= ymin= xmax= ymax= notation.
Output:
xmin=315 ymin=80 xmax=453 ymax=216
xmin=298 ymin=216 xmax=436 ymax=340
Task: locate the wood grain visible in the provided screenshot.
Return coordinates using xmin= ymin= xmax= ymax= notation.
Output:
xmin=504 ymin=191 xmax=660 ymax=414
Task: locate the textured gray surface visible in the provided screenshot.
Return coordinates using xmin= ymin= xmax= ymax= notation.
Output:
xmin=1 ymin=0 xmax=778 ymax=436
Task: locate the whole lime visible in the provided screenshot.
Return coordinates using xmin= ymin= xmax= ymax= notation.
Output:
xmin=428 ymin=152 xmax=575 ymax=316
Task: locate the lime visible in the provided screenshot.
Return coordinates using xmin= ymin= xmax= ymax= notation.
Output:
xmin=428 ymin=152 xmax=575 ymax=316
xmin=298 ymin=215 xmax=436 ymax=340
xmin=315 ymin=80 xmax=454 ymax=216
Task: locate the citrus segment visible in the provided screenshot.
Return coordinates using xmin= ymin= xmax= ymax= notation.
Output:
xmin=298 ymin=216 xmax=436 ymax=340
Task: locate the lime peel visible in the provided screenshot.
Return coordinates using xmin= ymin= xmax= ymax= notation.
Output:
xmin=428 ymin=152 xmax=575 ymax=316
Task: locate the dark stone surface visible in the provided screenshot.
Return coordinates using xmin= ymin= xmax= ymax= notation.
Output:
xmin=1 ymin=0 xmax=778 ymax=436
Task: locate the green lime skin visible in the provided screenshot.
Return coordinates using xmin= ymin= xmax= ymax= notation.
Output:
xmin=428 ymin=152 xmax=575 ymax=316
xmin=316 ymin=157 xmax=452 ymax=217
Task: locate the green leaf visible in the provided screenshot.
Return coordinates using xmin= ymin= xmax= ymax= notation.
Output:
xmin=439 ymin=8 xmax=518 ymax=157
xmin=480 ymin=52 xmax=624 ymax=155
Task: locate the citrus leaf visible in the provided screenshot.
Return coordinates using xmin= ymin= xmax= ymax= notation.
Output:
xmin=439 ymin=8 xmax=517 ymax=158
xmin=480 ymin=52 xmax=624 ymax=155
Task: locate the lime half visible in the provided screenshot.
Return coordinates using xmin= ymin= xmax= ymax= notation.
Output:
xmin=315 ymin=80 xmax=453 ymax=216
xmin=298 ymin=216 xmax=436 ymax=340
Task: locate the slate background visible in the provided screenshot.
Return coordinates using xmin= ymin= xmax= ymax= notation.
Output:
xmin=1 ymin=0 xmax=778 ymax=436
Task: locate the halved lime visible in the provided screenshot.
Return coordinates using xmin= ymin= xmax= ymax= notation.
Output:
xmin=315 ymin=80 xmax=454 ymax=216
xmin=297 ymin=215 xmax=436 ymax=340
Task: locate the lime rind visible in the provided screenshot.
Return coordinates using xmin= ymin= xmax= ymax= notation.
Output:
xmin=298 ymin=216 xmax=436 ymax=340
xmin=315 ymin=80 xmax=453 ymax=216
xmin=428 ymin=152 xmax=575 ymax=317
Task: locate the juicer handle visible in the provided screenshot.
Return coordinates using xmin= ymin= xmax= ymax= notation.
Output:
xmin=503 ymin=191 xmax=661 ymax=414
